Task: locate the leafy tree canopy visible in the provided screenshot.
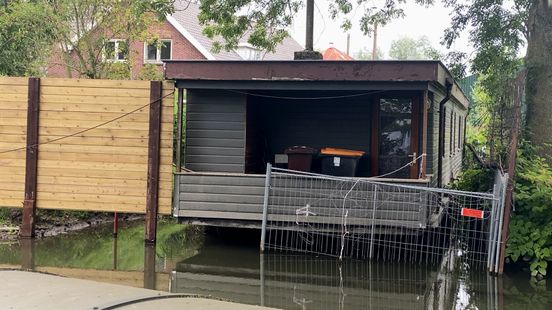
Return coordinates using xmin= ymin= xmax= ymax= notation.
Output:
xmin=198 ymin=0 xmax=434 ymax=52
xmin=389 ymin=36 xmax=442 ymax=60
xmin=48 ymin=0 xmax=175 ymax=78
xmin=0 ymin=1 xmax=57 ymax=76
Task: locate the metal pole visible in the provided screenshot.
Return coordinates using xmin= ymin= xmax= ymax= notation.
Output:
xmin=487 ymin=184 xmax=498 ymax=272
xmin=176 ymin=88 xmax=184 ymax=172
xmin=369 ymin=185 xmax=379 ymax=259
xmin=260 ymin=163 xmax=272 ymax=252
xmin=494 ymin=173 xmax=508 ymax=273
xmin=305 ymin=0 xmax=314 ymax=51
xmin=259 ymin=253 xmax=265 ymax=306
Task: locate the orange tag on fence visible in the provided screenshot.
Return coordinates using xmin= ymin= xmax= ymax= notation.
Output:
xmin=461 ymin=208 xmax=484 ymax=219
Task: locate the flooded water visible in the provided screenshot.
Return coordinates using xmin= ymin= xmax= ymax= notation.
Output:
xmin=0 ymin=220 xmax=551 ymax=309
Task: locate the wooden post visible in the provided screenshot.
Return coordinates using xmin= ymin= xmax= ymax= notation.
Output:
xmin=143 ymin=244 xmax=156 ymax=290
xmin=372 ymin=23 xmax=378 ymax=60
xmin=20 ymin=238 xmax=35 ymax=270
xmin=497 ymin=71 xmax=525 ymax=274
xmin=145 ymin=81 xmax=162 ymax=244
xmin=20 ymin=77 xmax=40 ymax=239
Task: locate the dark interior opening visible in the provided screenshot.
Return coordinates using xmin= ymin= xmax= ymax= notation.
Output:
xmin=244 ymin=90 xmax=374 ymax=176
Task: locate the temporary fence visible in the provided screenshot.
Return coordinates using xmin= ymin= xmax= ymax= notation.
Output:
xmin=260 ymin=164 xmax=508 ymax=273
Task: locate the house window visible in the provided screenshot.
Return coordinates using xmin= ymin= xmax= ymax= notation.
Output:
xmin=105 ymin=39 xmax=128 ymax=61
xmin=145 ymin=40 xmax=172 ymax=63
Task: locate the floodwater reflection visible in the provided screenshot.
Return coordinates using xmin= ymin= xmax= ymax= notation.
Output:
xmin=0 ymin=221 xmax=551 ymax=309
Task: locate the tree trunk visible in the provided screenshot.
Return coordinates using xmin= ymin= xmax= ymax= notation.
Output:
xmin=525 ymin=0 xmax=552 ymax=161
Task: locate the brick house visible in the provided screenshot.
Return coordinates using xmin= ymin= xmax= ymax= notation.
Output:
xmin=46 ymin=2 xmax=303 ymax=78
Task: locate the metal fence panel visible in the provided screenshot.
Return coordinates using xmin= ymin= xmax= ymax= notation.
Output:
xmin=261 ymin=166 xmax=507 ymax=272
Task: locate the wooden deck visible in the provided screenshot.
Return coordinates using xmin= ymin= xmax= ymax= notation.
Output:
xmin=174 ymin=172 xmax=433 ymax=231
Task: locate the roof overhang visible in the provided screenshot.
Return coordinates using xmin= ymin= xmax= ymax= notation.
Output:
xmin=164 ymin=60 xmax=470 ymax=108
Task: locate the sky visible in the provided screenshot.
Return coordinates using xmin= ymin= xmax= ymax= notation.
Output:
xmin=289 ymin=0 xmax=473 ymax=59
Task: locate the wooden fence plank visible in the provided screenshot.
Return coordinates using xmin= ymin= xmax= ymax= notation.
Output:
xmin=0 ymin=77 xmax=174 ymax=220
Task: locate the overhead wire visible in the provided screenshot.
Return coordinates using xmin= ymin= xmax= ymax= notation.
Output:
xmin=0 ymin=91 xmax=175 ymax=156
xmin=224 ymin=89 xmax=387 ymax=100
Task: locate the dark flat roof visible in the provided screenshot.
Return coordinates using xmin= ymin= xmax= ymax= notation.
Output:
xmin=164 ymin=60 xmax=469 ymax=107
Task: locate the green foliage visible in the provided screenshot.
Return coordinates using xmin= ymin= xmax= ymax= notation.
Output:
xmin=0 ymin=208 xmax=18 ymax=226
xmin=0 ymin=1 xmax=57 ymax=76
xmin=506 ymin=144 xmax=552 ymax=277
xmin=198 ymin=0 xmax=434 ymax=52
xmin=389 ymin=36 xmax=443 ymax=60
xmin=137 ymin=63 xmax=164 ymax=81
xmin=450 ymin=167 xmax=493 ymax=192
xmin=354 ymin=47 xmax=383 ymax=60
xmin=443 ymin=0 xmax=529 ymax=77
xmin=103 ymin=62 xmax=131 ymax=80
xmin=50 ymin=0 xmax=175 ymax=78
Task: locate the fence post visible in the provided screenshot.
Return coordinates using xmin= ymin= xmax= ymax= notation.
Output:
xmin=495 ymin=173 xmax=508 ymax=274
xmin=145 ymin=81 xmax=162 ymax=244
xmin=20 ymin=77 xmax=40 ymax=239
xmin=260 ymin=163 xmax=272 ymax=252
xmin=369 ymin=184 xmax=379 ymax=259
xmin=487 ymin=184 xmax=498 ymax=272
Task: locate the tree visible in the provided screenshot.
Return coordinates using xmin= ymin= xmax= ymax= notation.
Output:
xmin=197 ymin=0 xmax=434 ymax=52
xmin=47 ymin=0 xmax=175 ymax=79
xmin=0 ymin=1 xmax=57 ymax=76
xmin=443 ymin=0 xmax=551 ymax=160
xmin=389 ymin=36 xmax=443 ymax=60
xmin=354 ymin=47 xmax=384 ymax=60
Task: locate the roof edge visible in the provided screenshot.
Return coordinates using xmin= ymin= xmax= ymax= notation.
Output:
xmin=166 ymin=15 xmax=216 ymax=60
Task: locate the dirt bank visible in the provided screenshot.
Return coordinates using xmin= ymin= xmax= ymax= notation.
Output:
xmin=0 ymin=210 xmax=142 ymax=240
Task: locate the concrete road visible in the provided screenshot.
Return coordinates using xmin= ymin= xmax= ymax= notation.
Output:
xmin=0 ymin=270 xmax=277 ymax=310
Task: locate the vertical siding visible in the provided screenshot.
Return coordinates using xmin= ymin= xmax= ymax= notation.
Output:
xmin=185 ymin=89 xmax=246 ymax=173
xmin=427 ymin=92 xmax=467 ymax=187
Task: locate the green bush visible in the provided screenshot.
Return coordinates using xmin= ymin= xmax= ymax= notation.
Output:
xmin=137 ymin=63 xmax=163 ymax=81
xmin=450 ymin=167 xmax=494 ymax=192
xmin=506 ymin=144 xmax=552 ymax=277
xmin=103 ymin=62 xmax=131 ymax=80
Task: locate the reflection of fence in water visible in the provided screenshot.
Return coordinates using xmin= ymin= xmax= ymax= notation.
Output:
xmin=262 ymin=255 xmax=438 ymax=310
xmin=262 ymin=167 xmax=507 ymax=271
xmin=171 ymin=253 xmax=449 ymax=310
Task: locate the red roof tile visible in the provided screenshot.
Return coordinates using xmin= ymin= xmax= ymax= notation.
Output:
xmin=322 ymin=47 xmax=354 ymax=60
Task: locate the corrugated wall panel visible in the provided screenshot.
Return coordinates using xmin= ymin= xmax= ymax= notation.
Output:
xmin=185 ymin=89 xmax=246 ymax=173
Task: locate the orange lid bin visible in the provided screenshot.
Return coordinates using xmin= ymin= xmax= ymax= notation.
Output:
xmin=320 ymin=147 xmax=365 ymax=157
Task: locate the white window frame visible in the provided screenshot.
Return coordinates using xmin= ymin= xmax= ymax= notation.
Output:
xmin=104 ymin=39 xmax=127 ymax=62
xmin=144 ymin=39 xmax=172 ymax=63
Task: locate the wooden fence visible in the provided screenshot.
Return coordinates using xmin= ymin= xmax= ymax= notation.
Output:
xmin=0 ymin=77 xmax=174 ymax=238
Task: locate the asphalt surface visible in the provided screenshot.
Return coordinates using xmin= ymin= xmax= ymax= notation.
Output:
xmin=0 ymin=270 xmax=277 ymax=310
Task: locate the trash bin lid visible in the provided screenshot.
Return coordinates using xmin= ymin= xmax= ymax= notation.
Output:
xmin=284 ymin=146 xmax=317 ymax=154
xmin=320 ymin=147 xmax=365 ymax=157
